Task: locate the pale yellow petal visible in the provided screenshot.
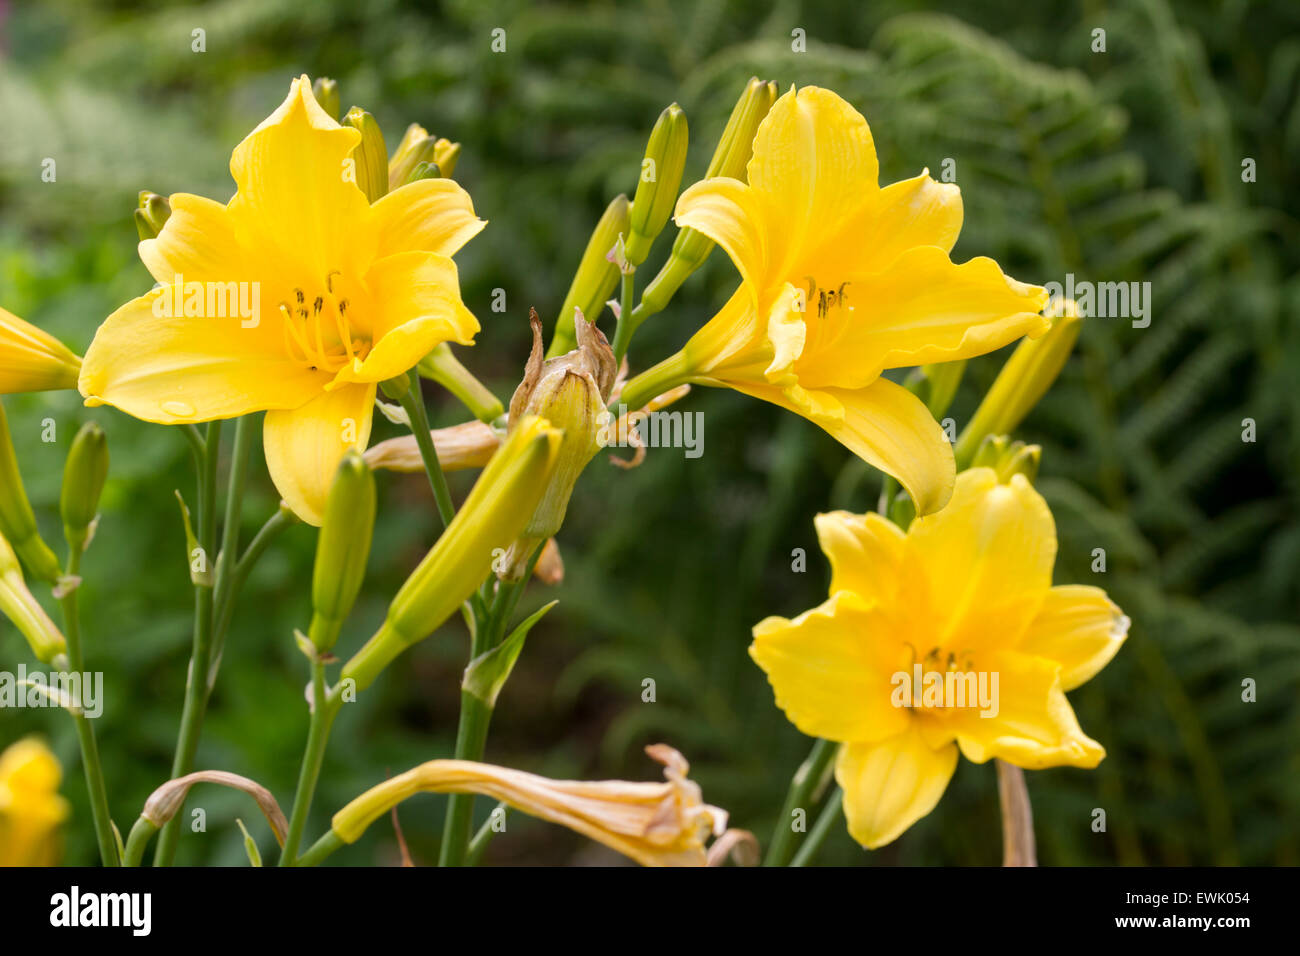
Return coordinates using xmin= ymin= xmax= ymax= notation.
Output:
xmin=797 ymin=247 xmax=1049 ymax=390
xmin=836 ymin=724 xmax=958 ymax=849
xmin=263 ymin=382 xmax=375 ymax=525
xmin=331 ymin=252 xmax=478 ymax=387
xmin=78 ymin=291 xmax=326 ymax=423
xmin=813 ymin=510 xmax=906 ymax=604
xmin=369 ymin=178 xmax=486 ymax=259
xmin=949 ymin=650 xmax=1105 ymax=769
xmin=1018 ymin=585 xmax=1129 ymax=691
xmin=750 ymin=591 xmax=909 ymax=745
xmin=897 ymin=469 xmax=1054 ymax=651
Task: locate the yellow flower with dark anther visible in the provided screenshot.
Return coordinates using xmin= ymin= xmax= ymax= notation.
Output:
xmin=0 ymin=737 xmax=71 ymax=867
xmin=0 ymin=306 xmax=81 ymax=395
xmin=621 ymin=87 xmax=1049 ymax=515
xmin=78 ymin=76 xmax=485 ymax=525
xmin=750 ymin=468 xmax=1128 ymax=849
xmin=330 ymin=745 xmax=727 ymax=867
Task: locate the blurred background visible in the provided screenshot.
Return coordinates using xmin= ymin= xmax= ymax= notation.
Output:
xmin=1 ymin=0 xmax=1297 ymax=866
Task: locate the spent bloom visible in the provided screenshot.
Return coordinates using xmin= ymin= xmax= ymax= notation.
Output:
xmin=751 ymin=468 xmax=1128 ymax=849
xmin=78 ymin=76 xmax=485 ymax=524
xmin=621 ymin=87 xmax=1049 ymax=515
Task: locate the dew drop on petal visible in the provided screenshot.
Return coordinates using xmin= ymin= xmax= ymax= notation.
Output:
xmin=161 ymin=400 xmax=195 ymax=418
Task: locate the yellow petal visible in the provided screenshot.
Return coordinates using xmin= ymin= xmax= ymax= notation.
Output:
xmin=138 ymin=194 xmax=246 ymax=286
xmin=78 ymin=291 xmax=327 ymax=423
xmin=263 ymin=382 xmax=375 ymax=525
xmin=369 ymin=178 xmax=486 ymax=259
xmin=1018 ymin=585 xmax=1129 ymax=691
xmin=796 ymin=247 xmax=1049 ymax=390
xmin=332 ymin=252 xmax=478 ymax=387
xmin=813 ymin=510 xmax=905 ymax=604
xmin=0 ymin=306 xmax=81 ymax=394
xmin=804 ymin=378 xmax=955 ymax=516
xmin=227 ymin=76 xmax=370 ymax=282
xmin=673 ymin=176 xmax=771 ymax=297
xmin=836 ymin=723 xmax=957 ymax=849
xmin=949 ymin=650 xmax=1105 ymax=769
xmin=897 ymin=469 xmax=1054 ymax=650
xmin=750 ymin=591 xmax=909 ymax=744
xmin=746 ymin=87 xmax=879 ymax=277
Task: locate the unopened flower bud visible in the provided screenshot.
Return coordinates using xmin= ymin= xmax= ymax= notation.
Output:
xmin=0 ymin=307 xmax=82 ymax=395
xmin=637 ymin=77 xmax=777 ymax=319
xmin=133 ymin=191 xmax=173 ymax=241
xmin=625 ymin=104 xmax=688 ymax=267
xmin=341 ymin=416 xmax=561 ymax=691
xmin=60 ymin=421 xmax=108 ymax=555
xmin=547 ymin=194 xmax=630 ymax=357
xmin=955 ymin=300 xmax=1080 ymax=468
xmin=388 ymin=124 xmax=460 ymax=189
xmin=0 ymin=531 xmax=66 ymax=663
xmin=0 ymin=402 xmax=61 ymax=583
xmin=343 ymin=107 xmax=388 ymax=203
xmin=312 ymin=77 xmax=340 ymax=121
xmin=307 ymin=451 xmax=375 ymax=652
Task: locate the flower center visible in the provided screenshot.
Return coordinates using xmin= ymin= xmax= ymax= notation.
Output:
xmin=894 ymin=644 xmax=993 ymax=716
xmin=279 ymin=273 xmax=370 ymax=374
xmin=800 ymin=276 xmax=854 ymax=320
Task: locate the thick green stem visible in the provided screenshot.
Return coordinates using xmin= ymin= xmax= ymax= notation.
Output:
xmin=296 ymin=829 xmax=346 ymax=867
xmin=396 ymin=368 xmax=456 ymax=529
xmin=58 ymin=550 xmax=118 ymax=866
xmin=764 ymin=737 xmax=838 ymax=867
xmin=280 ymin=665 xmax=342 ymax=865
xmin=121 ymin=817 xmax=157 ymax=867
xmin=615 ymin=349 xmax=693 ymax=413
xmin=789 ymin=788 xmax=843 ymax=867
xmin=610 ymin=270 xmax=636 ymax=364
xmin=154 ymin=420 xmax=222 ymax=866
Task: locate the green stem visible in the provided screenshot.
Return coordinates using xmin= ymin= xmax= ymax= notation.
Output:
xmin=58 ymin=549 xmax=118 ymax=866
xmin=209 ymin=508 xmax=296 ymax=686
xmin=296 ymin=829 xmax=345 ymax=867
xmin=280 ymin=664 xmax=341 ymax=865
xmin=466 ymin=802 xmax=509 ymax=866
xmin=763 ymin=737 xmax=837 ymax=867
xmin=154 ymin=420 xmax=222 ymax=866
xmin=396 ymin=368 xmax=456 ymax=529
xmin=610 ymin=269 xmax=636 ymax=365
xmin=615 ymin=349 xmax=693 ymax=413
xmin=789 ymin=788 xmax=843 ymax=867
xmin=121 ymin=817 xmax=157 ymax=867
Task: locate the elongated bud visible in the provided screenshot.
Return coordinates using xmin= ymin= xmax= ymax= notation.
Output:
xmin=548 ymin=194 xmax=630 ymax=356
xmin=307 ymin=451 xmax=375 ymax=652
xmin=341 ymin=416 xmax=561 ymax=691
xmin=389 ymin=124 xmax=460 ymax=190
xmin=503 ymin=311 xmax=614 ymax=577
xmin=637 ymin=78 xmax=777 ymax=319
xmin=0 ymin=532 xmax=66 ymax=663
xmin=955 ymin=300 xmax=1082 ymax=468
xmin=434 ymin=140 xmax=461 ymax=179
xmin=60 ymin=422 xmax=108 ymax=555
xmin=0 ymin=402 xmax=61 ymax=582
xmin=418 ymin=344 xmax=504 ymax=423
xmin=971 ymin=436 xmax=1042 ymax=484
xmin=312 ymin=77 xmax=340 ymax=121
xmin=625 ymin=104 xmax=688 ymax=267
xmin=0 ymin=307 xmax=82 ymax=395
xmin=343 ymin=107 xmax=388 ymax=203
xmin=133 ymin=191 xmax=172 ymax=241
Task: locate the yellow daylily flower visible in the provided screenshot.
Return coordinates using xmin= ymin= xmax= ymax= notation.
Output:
xmin=0 ymin=306 xmax=81 ymax=394
xmin=78 ymin=76 xmax=485 ymax=524
xmin=330 ymin=744 xmax=727 ymax=867
xmin=622 ymin=87 xmax=1049 ymax=515
xmin=750 ymin=468 xmax=1129 ymax=849
xmin=0 ymin=737 xmax=71 ymax=866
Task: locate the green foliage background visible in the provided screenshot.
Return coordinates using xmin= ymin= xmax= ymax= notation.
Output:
xmin=1 ymin=0 xmax=1296 ymax=865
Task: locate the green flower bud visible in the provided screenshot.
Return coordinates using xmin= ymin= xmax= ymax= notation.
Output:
xmin=955 ymin=300 xmax=1082 ymax=468
xmin=637 ymin=77 xmax=777 ymax=319
xmin=968 ymin=436 xmax=1042 ymax=485
xmin=625 ymin=104 xmax=688 ymax=267
xmin=0 ymin=402 xmax=61 ymax=583
xmin=0 ymin=531 xmax=66 ymax=663
xmin=343 ymin=107 xmax=388 ymax=203
xmin=341 ymin=416 xmax=561 ymax=691
xmin=134 ymin=192 xmax=172 ymax=241
xmin=547 ymin=194 xmax=630 ymax=357
xmin=312 ymin=77 xmax=340 ymax=121
xmin=60 ymin=421 xmax=108 ymax=555
xmin=307 ymin=451 xmax=375 ymax=652
xmin=388 ymin=126 xmax=460 ymax=190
